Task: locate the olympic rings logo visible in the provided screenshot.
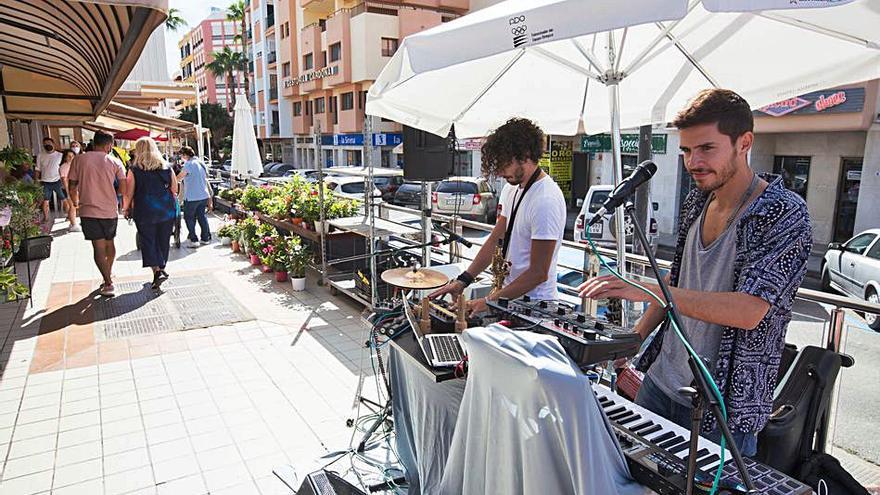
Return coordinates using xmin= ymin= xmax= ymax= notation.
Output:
xmin=511 ymin=26 xmax=528 ymax=35
xmin=509 ymin=15 xmax=526 ymax=25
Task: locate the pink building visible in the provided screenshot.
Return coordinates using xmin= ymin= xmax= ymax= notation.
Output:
xmin=178 ymin=8 xmax=244 ymax=111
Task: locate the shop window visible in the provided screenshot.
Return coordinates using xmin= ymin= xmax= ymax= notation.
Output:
xmin=330 ymin=42 xmax=342 ymax=63
xmin=303 ymin=53 xmax=313 ymax=70
xmin=341 ymin=92 xmax=354 ymax=111
xmin=381 ymin=38 xmax=398 ymax=57
xmin=773 ymin=156 xmax=811 ymax=200
xmin=293 ymin=102 xmax=302 ymax=116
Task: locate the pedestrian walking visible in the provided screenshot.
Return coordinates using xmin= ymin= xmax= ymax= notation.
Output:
xmin=122 ymin=138 xmax=178 ymax=291
xmin=58 ymin=149 xmax=80 ymax=232
xmin=68 ymin=131 xmax=127 ymax=297
xmin=35 ymin=137 xmax=66 ymax=228
xmin=176 ymin=146 xmax=213 ymax=248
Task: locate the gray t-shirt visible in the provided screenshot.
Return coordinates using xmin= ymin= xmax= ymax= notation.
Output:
xmin=182 ymin=159 xmax=210 ymax=202
xmin=649 ymin=199 xmax=745 ymax=405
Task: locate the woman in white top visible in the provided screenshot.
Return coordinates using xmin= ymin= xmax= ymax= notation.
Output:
xmin=59 ymin=149 xmax=80 ymax=232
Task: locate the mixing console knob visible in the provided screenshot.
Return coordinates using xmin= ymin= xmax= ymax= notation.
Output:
xmin=556 ymin=307 xmax=566 ymax=316
xmin=553 ymin=319 xmax=562 ymax=327
xmin=539 ymin=301 xmax=548 ymax=309
xmin=583 ymin=330 xmax=598 ymax=340
xmin=522 ymin=295 xmax=531 ymax=302
xmin=576 ymin=314 xmax=587 ymax=323
xmin=594 ymin=322 xmax=605 ymax=331
xmin=498 ymin=298 xmax=509 ymax=308
xmin=523 ymin=308 xmax=532 ymax=316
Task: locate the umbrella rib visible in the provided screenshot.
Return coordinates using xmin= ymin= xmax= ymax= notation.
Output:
xmin=614 ymin=28 xmax=628 ymax=73
xmin=622 ymin=0 xmax=701 ymax=76
xmin=656 ymin=22 xmax=720 ymax=88
xmin=757 ymin=12 xmax=879 ymax=50
xmin=572 ymin=38 xmax=606 ymax=74
xmin=532 ymin=47 xmax=602 ymax=81
xmin=453 ymin=50 xmax=525 ymax=122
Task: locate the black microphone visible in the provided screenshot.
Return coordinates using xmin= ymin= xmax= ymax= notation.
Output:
xmin=588 ymin=160 xmax=658 ymax=226
xmin=434 ymin=223 xmax=473 ymax=248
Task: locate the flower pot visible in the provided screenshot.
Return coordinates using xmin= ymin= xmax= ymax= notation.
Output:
xmin=249 ymin=254 xmax=261 ymax=265
xmin=290 ymin=277 xmax=306 ymax=291
xmin=291 ymin=217 xmax=304 ymax=226
xmin=231 ymin=240 xmax=240 ymax=253
xmin=260 ymin=264 xmax=273 ymax=273
xmin=220 ymin=237 xmax=231 ymax=246
xmin=274 ymin=270 xmax=288 ymax=282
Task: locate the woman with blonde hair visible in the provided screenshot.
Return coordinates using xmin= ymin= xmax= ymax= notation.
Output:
xmin=122 ymin=137 xmax=178 ymax=290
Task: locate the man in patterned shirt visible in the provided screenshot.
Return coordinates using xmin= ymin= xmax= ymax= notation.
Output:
xmin=578 ymin=89 xmax=812 ymax=456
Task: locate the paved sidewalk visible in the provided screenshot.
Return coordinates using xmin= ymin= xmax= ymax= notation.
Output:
xmin=0 ymin=215 xmax=394 ymax=495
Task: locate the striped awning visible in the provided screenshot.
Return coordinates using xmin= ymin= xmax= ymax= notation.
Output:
xmin=0 ymin=0 xmax=168 ymax=121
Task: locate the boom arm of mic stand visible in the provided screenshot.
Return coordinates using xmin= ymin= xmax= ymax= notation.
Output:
xmin=325 ymin=236 xmax=455 ymax=267
xmin=623 ymin=202 xmax=757 ymax=493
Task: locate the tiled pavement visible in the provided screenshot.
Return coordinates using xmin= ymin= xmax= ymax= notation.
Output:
xmin=0 ymin=215 xmax=395 ymax=494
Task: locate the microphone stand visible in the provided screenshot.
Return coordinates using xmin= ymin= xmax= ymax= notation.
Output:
xmin=623 ymin=202 xmax=756 ymax=494
xmin=324 ymin=225 xmax=464 ymax=267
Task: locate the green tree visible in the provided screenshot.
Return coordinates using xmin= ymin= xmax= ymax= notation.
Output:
xmin=227 ymin=1 xmax=250 ymax=102
xmin=206 ymin=46 xmax=246 ymax=103
xmin=178 ymin=103 xmax=233 ymax=158
xmin=165 ymin=8 xmax=187 ymax=31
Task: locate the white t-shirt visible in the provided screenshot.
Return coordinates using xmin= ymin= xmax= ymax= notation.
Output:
xmin=36 ymin=151 xmax=62 ymax=183
xmin=499 ymin=175 xmax=566 ymax=300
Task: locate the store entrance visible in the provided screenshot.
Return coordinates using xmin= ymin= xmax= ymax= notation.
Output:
xmin=833 ymin=157 xmax=863 ymax=242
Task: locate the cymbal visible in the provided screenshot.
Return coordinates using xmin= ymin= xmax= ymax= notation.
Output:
xmin=381 ymin=267 xmax=449 ymax=289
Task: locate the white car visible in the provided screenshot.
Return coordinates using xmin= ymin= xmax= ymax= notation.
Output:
xmin=431 ymin=177 xmax=498 ymax=224
xmin=324 ymin=175 xmax=383 ymax=202
xmin=573 ymin=185 xmax=658 ymax=247
xmin=821 ymin=229 xmax=880 ymax=331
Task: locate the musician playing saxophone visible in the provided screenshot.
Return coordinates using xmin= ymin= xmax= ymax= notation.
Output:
xmin=428 ymin=118 xmax=566 ymax=316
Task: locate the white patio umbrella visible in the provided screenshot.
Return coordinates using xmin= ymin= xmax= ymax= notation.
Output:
xmin=232 ymin=93 xmax=263 ymax=177
xmin=366 ymin=0 xmax=880 ymax=285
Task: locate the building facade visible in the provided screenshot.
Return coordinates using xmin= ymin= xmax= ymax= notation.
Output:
xmin=247 ymin=0 xmax=469 ymax=166
xmin=178 ymin=8 xmax=244 ymax=111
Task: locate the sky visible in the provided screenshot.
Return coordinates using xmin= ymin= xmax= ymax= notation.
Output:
xmin=164 ymin=0 xmax=229 ymax=77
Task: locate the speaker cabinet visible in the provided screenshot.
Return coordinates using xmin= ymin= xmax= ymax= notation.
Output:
xmin=402 ymin=125 xmax=453 ymax=181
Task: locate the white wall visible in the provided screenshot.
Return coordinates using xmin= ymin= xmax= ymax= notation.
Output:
xmin=350 ymin=13 xmax=398 ymax=83
xmin=127 ymin=28 xmax=171 ymax=82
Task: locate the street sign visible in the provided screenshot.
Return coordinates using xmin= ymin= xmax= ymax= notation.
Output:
xmin=581 ymin=134 xmax=668 ymax=154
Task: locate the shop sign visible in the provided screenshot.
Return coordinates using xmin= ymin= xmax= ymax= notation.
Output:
xmin=320 ymin=135 xmax=334 ymax=146
xmin=581 ymin=134 xmax=668 ymax=154
xmin=333 ymin=134 xmax=363 ymax=146
xmin=538 ymin=141 xmax=573 ymax=200
xmin=847 ymin=170 xmax=861 ymax=181
xmin=458 ymin=138 xmax=485 ymax=151
xmin=282 ymin=66 xmax=339 ymax=88
xmin=756 ymin=87 xmax=864 ymax=117
xmin=372 ymin=133 xmax=402 ymax=147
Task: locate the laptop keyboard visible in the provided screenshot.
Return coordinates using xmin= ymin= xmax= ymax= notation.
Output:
xmin=431 ymin=335 xmax=464 ymax=363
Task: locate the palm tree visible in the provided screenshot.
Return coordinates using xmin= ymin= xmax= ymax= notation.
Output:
xmin=165 ymin=8 xmax=187 ymax=31
xmin=206 ymin=47 xmax=246 ymax=110
xmin=226 ymin=1 xmax=250 ymax=102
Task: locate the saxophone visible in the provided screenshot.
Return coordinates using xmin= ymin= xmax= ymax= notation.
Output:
xmin=490 ymin=237 xmax=510 ymax=296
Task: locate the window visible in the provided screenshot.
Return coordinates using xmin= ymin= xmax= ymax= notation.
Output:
xmin=773 ymin=156 xmax=811 ymax=200
xmin=282 ymin=63 xmax=291 ymax=78
xmin=867 ymin=239 xmax=880 ymax=260
xmin=303 ymin=53 xmax=313 ymax=70
xmin=331 ymin=96 xmax=338 ymax=124
xmin=845 ymin=234 xmax=876 ymax=255
xmin=330 ymin=42 xmax=342 ymax=62
xmin=381 ymin=38 xmax=398 ymax=57
xmin=322 ymin=51 xmax=327 ymax=67
xmin=358 ymin=90 xmax=367 ymax=109
xmin=341 ymin=92 xmax=354 ymax=111
xmin=306 ymin=100 xmax=312 ymax=116
xmin=315 ymin=97 xmax=325 ymax=114
xmin=436 ymin=181 xmax=478 ymax=194
xmin=293 ymin=102 xmax=302 ymax=116
xmin=341 ymin=182 xmax=366 ymax=194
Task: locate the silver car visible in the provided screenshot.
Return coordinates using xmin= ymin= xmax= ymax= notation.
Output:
xmin=431 ymin=177 xmax=497 ymax=224
xmin=821 ymin=228 xmax=880 ymax=330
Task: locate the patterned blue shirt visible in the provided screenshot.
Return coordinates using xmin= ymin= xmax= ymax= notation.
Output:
xmin=636 ymin=174 xmax=812 ymax=434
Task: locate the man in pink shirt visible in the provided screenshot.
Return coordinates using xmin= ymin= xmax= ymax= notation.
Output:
xmin=68 ymin=131 xmax=127 ymax=297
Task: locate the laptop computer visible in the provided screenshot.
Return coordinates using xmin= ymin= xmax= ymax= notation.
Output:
xmin=403 ymin=297 xmax=466 ymax=368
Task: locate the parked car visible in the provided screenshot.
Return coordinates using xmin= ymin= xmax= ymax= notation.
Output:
xmin=573 ymin=185 xmax=658 ymax=248
xmin=393 ymin=182 xmax=424 ymax=209
xmin=266 ymin=163 xmax=295 ymax=176
xmin=431 ymin=177 xmax=497 ymax=224
xmin=373 ymin=174 xmax=406 ymax=202
xmin=324 ymin=175 xmax=383 ymax=202
xmin=262 ymin=162 xmax=281 ymax=174
xmin=821 ymin=229 xmax=880 ymax=330
xmin=284 ymin=168 xmax=321 ymax=181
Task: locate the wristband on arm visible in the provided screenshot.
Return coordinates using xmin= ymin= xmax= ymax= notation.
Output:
xmin=455 ymin=271 xmax=475 ymax=287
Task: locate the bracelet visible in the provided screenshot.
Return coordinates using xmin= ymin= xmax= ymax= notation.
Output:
xmin=455 ymin=272 xmax=475 ymax=287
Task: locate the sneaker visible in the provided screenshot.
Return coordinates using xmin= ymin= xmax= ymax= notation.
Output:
xmin=99 ymin=283 xmax=115 ymax=297
xmin=199 ymin=239 xmax=211 ymax=245
xmin=186 ymin=240 xmax=200 ymax=248
xmin=69 ymin=223 xmax=81 ymax=232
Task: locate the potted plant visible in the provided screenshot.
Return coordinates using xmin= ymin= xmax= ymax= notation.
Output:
xmin=253 ymin=223 xmax=276 ymax=268
xmin=0 ymin=268 xmax=28 ymax=302
xmin=217 ymin=223 xmax=238 ymax=247
xmin=237 ymin=217 xmax=259 ymax=256
xmin=0 ymin=145 xmax=33 ymax=175
xmin=286 ymin=236 xmax=310 ymax=291
xmin=300 ymin=191 xmax=321 ymax=231
xmin=267 ymin=236 xmax=290 ymax=282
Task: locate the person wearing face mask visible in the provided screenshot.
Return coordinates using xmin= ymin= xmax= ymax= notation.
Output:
xmin=35 ymin=137 xmax=67 ymax=227
xmin=59 ymin=149 xmax=80 ymax=232
xmin=70 ymin=141 xmax=82 ymax=155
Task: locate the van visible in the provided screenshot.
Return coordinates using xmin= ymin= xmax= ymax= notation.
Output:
xmin=573 ymin=185 xmax=658 ymax=247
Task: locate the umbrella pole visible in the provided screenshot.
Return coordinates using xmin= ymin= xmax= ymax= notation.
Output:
xmin=316 ymin=122 xmax=327 ymax=287
xmin=608 ymin=82 xmax=628 ymax=328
